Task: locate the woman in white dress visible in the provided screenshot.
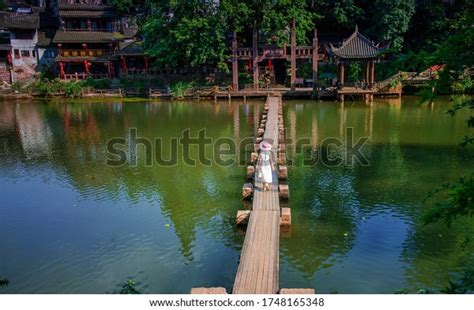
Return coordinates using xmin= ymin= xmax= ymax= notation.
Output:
xmin=257 ymin=140 xmax=275 ymax=191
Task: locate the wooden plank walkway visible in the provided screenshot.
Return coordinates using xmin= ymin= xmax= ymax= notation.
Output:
xmin=233 ymin=96 xmax=281 ymax=294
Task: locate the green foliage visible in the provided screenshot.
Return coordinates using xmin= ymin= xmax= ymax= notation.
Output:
xmin=368 ymin=0 xmax=415 ymax=50
xmin=347 ymin=63 xmax=362 ymax=83
xmin=120 ymin=280 xmax=140 ymax=294
xmin=316 ymin=0 xmax=363 ymax=28
xmin=62 ymin=81 xmax=84 ymax=98
xmin=423 ymin=176 xmax=474 ymax=227
xmin=82 ymin=78 xmax=111 ymax=89
xmin=261 ymin=0 xmax=320 ymax=46
xmin=440 ymin=271 xmax=474 ymax=294
xmin=0 ymin=278 xmax=8 ymax=287
xmin=142 ymin=0 xmax=227 ymax=70
xmin=170 ymin=81 xmax=195 ymax=99
xmin=31 ymin=79 xmax=63 ymax=97
xmin=11 ymin=82 xmax=24 ymax=92
xmin=110 ymin=0 xmax=134 ymax=13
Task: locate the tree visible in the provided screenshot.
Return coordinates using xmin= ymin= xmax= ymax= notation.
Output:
xmin=367 ymin=0 xmax=416 ymax=50
xmin=142 ymin=0 xmax=227 ymax=69
xmin=261 ymin=0 xmax=320 ymax=46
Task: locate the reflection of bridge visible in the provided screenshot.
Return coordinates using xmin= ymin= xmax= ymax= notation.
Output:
xmin=192 ymin=96 xmax=315 ymax=295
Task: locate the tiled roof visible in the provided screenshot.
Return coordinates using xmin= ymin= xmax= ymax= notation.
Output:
xmin=53 ymin=31 xmax=124 ymax=43
xmin=118 ymin=41 xmax=144 ymax=55
xmin=37 ymin=31 xmax=53 ymax=47
xmin=59 ymin=0 xmax=114 ymax=11
xmin=330 ymin=27 xmax=381 ymax=59
xmin=123 ymin=27 xmax=138 ymax=39
xmin=0 ymin=43 xmax=11 ymax=50
xmin=0 ymin=12 xmax=40 ymax=29
xmin=59 ymin=10 xmax=117 ymax=18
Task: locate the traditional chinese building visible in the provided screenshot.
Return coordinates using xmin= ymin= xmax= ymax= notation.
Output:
xmin=0 ymin=1 xmax=42 ymax=82
xmin=53 ymin=0 xmax=135 ymax=80
xmin=0 ymin=29 xmax=12 ymax=84
xmin=232 ymin=20 xmax=320 ymax=91
xmin=329 ymin=26 xmax=387 ymax=101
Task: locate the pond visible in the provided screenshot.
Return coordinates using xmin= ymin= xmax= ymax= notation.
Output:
xmin=0 ymin=96 xmax=473 ymax=293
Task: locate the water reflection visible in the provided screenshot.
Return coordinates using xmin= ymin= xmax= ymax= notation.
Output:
xmin=0 ymin=99 xmax=260 ymax=293
xmin=0 ymin=97 xmax=473 ymax=293
xmin=281 ymin=97 xmax=474 ymax=293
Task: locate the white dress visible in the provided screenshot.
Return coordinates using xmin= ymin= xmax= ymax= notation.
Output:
xmin=258 ymin=151 xmax=273 ymax=184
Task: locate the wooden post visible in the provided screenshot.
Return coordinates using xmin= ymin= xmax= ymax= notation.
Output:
xmin=312 ymin=29 xmax=318 ymax=93
xmin=371 ymin=60 xmax=376 ymax=86
xmin=339 ymin=62 xmax=345 ymax=86
xmin=290 ymin=18 xmax=296 ymax=91
xmin=365 ymin=61 xmax=370 ymax=84
xmin=252 ymin=20 xmax=259 ymax=91
xmin=232 ymin=31 xmax=239 ymax=92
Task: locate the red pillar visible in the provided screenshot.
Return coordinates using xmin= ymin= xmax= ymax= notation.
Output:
xmin=252 ymin=20 xmax=259 ymax=91
xmin=312 ymin=28 xmax=318 ymax=91
xmin=232 ymin=31 xmax=239 ymax=92
xmin=290 ymin=18 xmax=297 ymax=91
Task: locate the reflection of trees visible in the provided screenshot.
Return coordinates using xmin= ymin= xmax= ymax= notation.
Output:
xmin=281 ymin=102 xmax=357 ymax=277
xmin=1 ymin=100 xmax=261 ymax=262
xmin=281 ymin=99 xmax=474 ymax=283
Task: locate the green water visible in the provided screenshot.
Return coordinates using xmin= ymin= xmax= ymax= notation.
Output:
xmin=0 ymin=97 xmax=473 ymax=293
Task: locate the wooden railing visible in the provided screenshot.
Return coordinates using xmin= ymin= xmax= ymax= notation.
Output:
xmin=122 ymin=67 xmax=219 ymax=76
xmin=237 ymin=48 xmax=253 ymax=59
xmin=62 ymin=73 xmax=109 ymax=80
xmin=295 ymin=46 xmax=313 ymax=58
xmin=237 ymin=46 xmax=315 ymax=60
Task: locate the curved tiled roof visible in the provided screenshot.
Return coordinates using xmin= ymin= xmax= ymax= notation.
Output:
xmin=0 ymin=12 xmax=40 ymax=29
xmin=59 ymin=0 xmax=113 ymax=10
xmin=330 ymin=27 xmax=381 ymax=59
xmin=53 ymin=30 xmax=124 ymax=43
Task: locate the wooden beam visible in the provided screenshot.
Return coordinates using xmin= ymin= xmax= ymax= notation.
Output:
xmin=232 ymin=31 xmax=239 ymax=91
xmin=252 ymin=20 xmax=259 ymax=91
xmin=290 ymin=19 xmax=296 ymax=91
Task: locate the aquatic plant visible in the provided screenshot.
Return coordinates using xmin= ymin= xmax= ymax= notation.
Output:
xmin=0 ymin=278 xmax=9 ymax=287
xmin=120 ymin=280 xmax=140 ymax=294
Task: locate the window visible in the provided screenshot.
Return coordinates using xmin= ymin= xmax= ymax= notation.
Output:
xmin=21 ymin=50 xmax=30 ymax=58
xmin=32 ymin=50 xmax=36 ymax=58
xmin=14 ymin=49 xmax=20 ymax=59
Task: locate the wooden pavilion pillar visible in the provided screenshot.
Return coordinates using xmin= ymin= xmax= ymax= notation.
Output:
xmin=371 ymin=60 xmax=376 ymax=86
xmin=232 ymin=31 xmax=239 ymax=92
xmin=337 ymin=61 xmax=345 ymax=86
xmin=290 ymin=18 xmax=297 ymax=91
xmin=365 ymin=61 xmax=370 ymax=85
xmin=252 ymin=20 xmax=259 ymax=91
xmin=312 ymin=29 xmax=318 ymax=92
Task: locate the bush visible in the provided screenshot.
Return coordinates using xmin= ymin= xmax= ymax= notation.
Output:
xmin=170 ymin=81 xmax=195 ymax=99
xmin=62 ymin=81 xmax=84 ymax=98
xmin=11 ymin=82 xmax=24 ymax=92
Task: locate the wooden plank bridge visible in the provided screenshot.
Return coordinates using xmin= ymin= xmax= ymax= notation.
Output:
xmin=233 ymin=96 xmax=282 ymax=294
xmin=191 ymin=96 xmax=314 ymax=295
